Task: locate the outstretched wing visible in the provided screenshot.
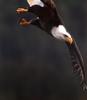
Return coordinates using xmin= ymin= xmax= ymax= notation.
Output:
xmin=66 ymin=39 xmax=87 ymax=90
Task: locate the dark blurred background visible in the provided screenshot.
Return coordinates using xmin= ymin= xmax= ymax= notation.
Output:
xmin=0 ymin=0 xmax=87 ymax=100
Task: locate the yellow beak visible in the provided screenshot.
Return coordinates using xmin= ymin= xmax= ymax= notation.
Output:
xmin=65 ymin=37 xmax=73 ymax=45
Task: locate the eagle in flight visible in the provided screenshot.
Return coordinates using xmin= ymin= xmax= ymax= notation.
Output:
xmin=16 ymin=0 xmax=87 ymax=90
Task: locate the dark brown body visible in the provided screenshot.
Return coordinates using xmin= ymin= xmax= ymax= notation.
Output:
xmin=28 ymin=5 xmax=62 ymax=33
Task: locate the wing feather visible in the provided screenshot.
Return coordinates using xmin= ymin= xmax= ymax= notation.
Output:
xmin=66 ymin=39 xmax=87 ymax=90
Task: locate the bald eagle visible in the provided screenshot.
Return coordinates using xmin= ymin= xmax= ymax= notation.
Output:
xmin=16 ymin=0 xmax=87 ymax=90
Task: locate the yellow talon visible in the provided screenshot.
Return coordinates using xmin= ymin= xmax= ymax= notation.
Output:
xmin=16 ymin=8 xmax=28 ymax=14
xmin=19 ymin=18 xmax=31 ymax=26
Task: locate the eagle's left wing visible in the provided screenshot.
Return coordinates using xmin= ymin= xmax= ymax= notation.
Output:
xmin=66 ymin=39 xmax=87 ymax=90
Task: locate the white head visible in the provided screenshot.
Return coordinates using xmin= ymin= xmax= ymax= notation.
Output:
xmin=27 ymin=0 xmax=44 ymax=7
xmin=51 ymin=25 xmax=73 ymax=44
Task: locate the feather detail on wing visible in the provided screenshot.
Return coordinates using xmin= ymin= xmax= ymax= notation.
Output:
xmin=66 ymin=39 xmax=87 ymax=91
